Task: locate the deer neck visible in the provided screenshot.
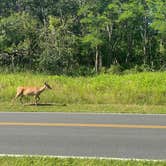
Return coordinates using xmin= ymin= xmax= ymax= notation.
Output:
xmin=38 ymin=86 xmax=46 ymax=94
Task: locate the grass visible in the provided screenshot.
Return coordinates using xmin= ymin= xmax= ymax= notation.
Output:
xmin=0 ymin=156 xmax=165 ymax=166
xmin=1 ymin=103 xmax=166 ymax=114
xmin=1 ymin=72 xmax=166 ymax=113
xmin=0 ymin=73 xmax=166 ymax=164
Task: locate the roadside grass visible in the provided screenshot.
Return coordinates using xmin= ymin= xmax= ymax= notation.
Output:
xmin=0 ymin=156 xmax=165 ymax=166
xmin=1 ymin=103 xmax=166 ymax=114
xmin=1 ymin=72 xmax=166 ymax=113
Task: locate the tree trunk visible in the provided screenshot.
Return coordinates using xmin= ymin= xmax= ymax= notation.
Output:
xmin=99 ymin=54 xmax=102 ymax=72
xmin=126 ymin=33 xmax=132 ymax=63
xmin=107 ymin=24 xmax=113 ymax=67
xmin=95 ymin=46 xmax=99 ymax=73
xmin=142 ymin=0 xmax=148 ymax=65
xmin=11 ymin=54 xmax=15 ymax=71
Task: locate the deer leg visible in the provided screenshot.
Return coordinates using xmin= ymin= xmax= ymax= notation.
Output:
xmin=19 ymin=95 xmax=23 ymax=104
xmin=34 ymin=95 xmax=40 ymax=105
xmin=14 ymin=92 xmax=23 ymax=104
xmin=34 ymin=96 xmax=37 ymax=105
xmin=15 ymin=92 xmax=22 ymax=99
xmin=37 ymin=96 xmax=40 ymax=102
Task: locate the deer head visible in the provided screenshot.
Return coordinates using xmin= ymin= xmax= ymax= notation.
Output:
xmin=44 ymin=82 xmax=52 ymax=89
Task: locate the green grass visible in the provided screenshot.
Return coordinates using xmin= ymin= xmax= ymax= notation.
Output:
xmin=0 ymin=156 xmax=165 ymax=166
xmin=1 ymin=103 xmax=166 ymax=114
xmin=1 ymin=72 xmax=166 ymax=113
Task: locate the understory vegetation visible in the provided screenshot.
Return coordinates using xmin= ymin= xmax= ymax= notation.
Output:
xmin=1 ymin=72 xmax=166 ymax=106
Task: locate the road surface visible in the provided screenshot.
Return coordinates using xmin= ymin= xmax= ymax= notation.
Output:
xmin=0 ymin=112 xmax=166 ymax=160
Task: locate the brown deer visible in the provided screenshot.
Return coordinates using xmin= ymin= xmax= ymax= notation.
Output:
xmin=14 ymin=82 xmax=52 ymax=105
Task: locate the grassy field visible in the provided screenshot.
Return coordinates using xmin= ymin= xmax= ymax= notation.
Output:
xmin=1 ymin=72 xmax=166 ymax=113
xmin=0 ymin=156 xmax=165 ymax=166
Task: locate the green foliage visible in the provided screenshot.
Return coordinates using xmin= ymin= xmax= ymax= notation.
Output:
xmin=0 ymin=12 xmax=36 ymax=50
xmin=0 ymin=12 xmax=39 ymax=70
xmin=0 ymin=0 xmax=166 ymax=75
xmin=148 ymin=0 xmax=166 ymax=34
xmin=37 ymin=15 xmax=78 ymax=74
xmin=106 ymin=65 xmax=124 ymax=75
xmin=82 ymin=33 xmax=103 ymax=48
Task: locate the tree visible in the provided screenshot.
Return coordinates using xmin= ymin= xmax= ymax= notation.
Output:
xmin=0 ymin=0 xmax=165 ymax=74
xmin=79 ymin=0 xmax=108 ymax=72
xmin=0 ymin=12 xmax=38 ymax=70
xmin=38 ymin=15 xmax=77 ymax=74
xmin=148 ymin=0 xmax=166 ymax=68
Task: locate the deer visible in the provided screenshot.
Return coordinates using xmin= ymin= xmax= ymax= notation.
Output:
xmin=14 ymin=82 xmax=52 ymax=105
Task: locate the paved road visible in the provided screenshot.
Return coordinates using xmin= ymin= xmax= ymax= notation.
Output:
xmin=0 ymin=112 xmax=166 ymax=160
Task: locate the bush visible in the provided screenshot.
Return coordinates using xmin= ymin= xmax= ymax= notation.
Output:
xmin=67 ymin=66 xmax=95 ymax=76
xmin=106 ymin=65 xmax=124 ymax=75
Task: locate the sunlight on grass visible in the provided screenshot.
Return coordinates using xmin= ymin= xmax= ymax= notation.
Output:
xmin=1 ymin=72 xmax=166 ymax=106
xmin=0 ymin=156 xmax=165 ymax=166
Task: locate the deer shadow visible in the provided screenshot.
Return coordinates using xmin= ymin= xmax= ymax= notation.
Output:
xmin=23 ymin=103 xmax=67 ymax=107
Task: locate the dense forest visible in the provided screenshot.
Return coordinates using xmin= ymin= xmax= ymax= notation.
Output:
xmin=0 ymin=0 xmax=165 ymax=75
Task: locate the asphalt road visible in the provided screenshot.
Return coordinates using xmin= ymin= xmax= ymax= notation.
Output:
xmin=0 ymin=112 xmax=166 ymax=160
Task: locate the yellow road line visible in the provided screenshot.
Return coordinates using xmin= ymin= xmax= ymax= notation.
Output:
xmin=0 ymin=122 xmax=166 ymax=129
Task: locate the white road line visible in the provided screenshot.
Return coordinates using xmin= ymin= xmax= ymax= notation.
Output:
xmin=0 ymin=154 xmax=165 ymax=162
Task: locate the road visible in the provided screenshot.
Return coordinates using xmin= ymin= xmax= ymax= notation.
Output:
xmin=0 ymin=112 xmax=166 ymax=160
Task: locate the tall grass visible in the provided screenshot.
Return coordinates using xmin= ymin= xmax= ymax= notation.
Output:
xmin=1 ymin=72 xmax=166 ymax=105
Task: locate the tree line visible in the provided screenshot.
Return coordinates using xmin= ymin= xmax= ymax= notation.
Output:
xmin=0 ymin=0 xmax=165 ymax=75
